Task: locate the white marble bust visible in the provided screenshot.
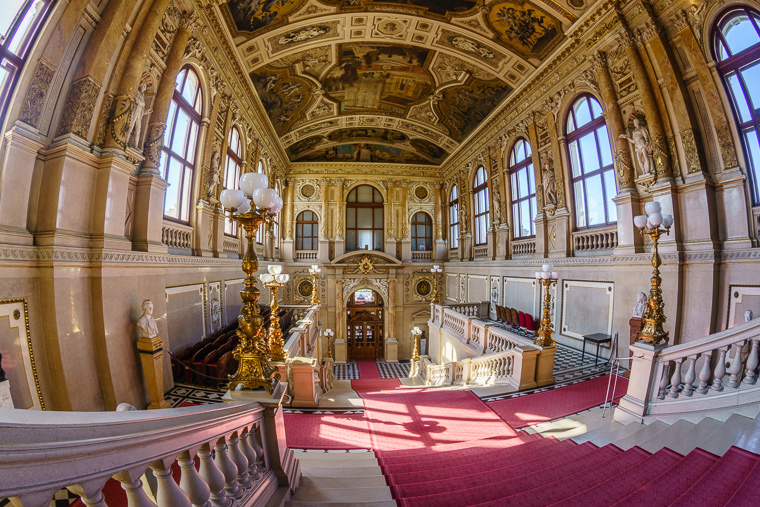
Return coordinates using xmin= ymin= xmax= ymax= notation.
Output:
xmin=137 ymin=299 xmax=159 ymax=338
xmin=746 ymin=310 xmax=754 ymax=323
xmin=632 ymin=292 xmax=647 ymax=319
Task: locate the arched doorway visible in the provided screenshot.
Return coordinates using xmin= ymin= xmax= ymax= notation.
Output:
xmin=346 ymin=289 xmax=384 ymax=359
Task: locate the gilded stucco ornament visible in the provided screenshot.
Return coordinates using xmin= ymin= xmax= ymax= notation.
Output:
xmin=19 ymin=60 xmax=56 ymax=129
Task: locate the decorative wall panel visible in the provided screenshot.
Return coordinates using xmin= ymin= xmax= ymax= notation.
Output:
xmin=165 ymin=284 xmax=206 ymax=352
xmin=726 ymin=285 xmax=760 ymax=329
xmin=560 ymin=280 xmax=614 ymax=341
xmin=0 ymin=299 xmax=43 ymax=409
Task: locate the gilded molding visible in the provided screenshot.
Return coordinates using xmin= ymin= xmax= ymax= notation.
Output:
xmin=680 ymin=127 xmax=701 ymax=174
xmin=19 ymin=60 xmax=56 ymax=129
xmin=57 ymin=76 xmax=101 ymax=138
xmin=715 ymin=123 xmax=739 ymax=169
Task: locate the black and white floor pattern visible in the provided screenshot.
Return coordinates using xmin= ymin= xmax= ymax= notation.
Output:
xmin=376 ymin=360 xmax=411 ymax=379
xmin=333 ymin=361 xmax=359 ymax=380
xmin=165 ymin=383 xmax=226 ymax=407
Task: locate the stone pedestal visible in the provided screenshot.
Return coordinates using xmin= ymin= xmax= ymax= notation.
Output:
xmin=286 ymin=357 xmax=319 ymax=408
xmin=629 ymin=317 xmax=643 ymax=346
xmin=614 ymin=342 xmax=665 ymax=424
xmin=0 ymin=126 xmax=42 ymax=246
xmin=548 ymin=210 xmax=571 ymax=258
xmin=334 ymin=338 xmax=347 ymax=364
xmin=334 ymin=238 xmax=345 ymax=258
xmin=195 ymin=202 xmax=216 ymax=256
xmin=224 ymin=382 xmax=301 ymax=496
xmin=535 ymin=345 xmax=556 ymax=387
xmin=613 ymin=191 xmax=642 ymax=254
xmin=318 ymin=239 xmax=330 ymax=262
xmin=384 ymin=238 xmax=396 ymax=257
xmin=384 ymin=338 xmax=398 ymax=363
xmin=401 ymin=239 xmax=412 ymax=262
xmin=434 ymin=239 xmax=447 ymax=261
xmin=0 ymin=380 xmax=13 ymax=408
xmin=132 ymin=174 xmax=169 ymax=253
xmin=281 ymin=238 xmax=294 ymax=262
xmin=136 ymin=335 xmax=171 ymax=409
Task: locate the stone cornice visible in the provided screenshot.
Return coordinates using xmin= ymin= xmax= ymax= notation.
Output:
xmin=0 ymin=246 xmax=245 ymax=267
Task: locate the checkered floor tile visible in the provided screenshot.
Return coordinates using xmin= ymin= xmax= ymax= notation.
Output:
xmin=165 ymin=383 xmax=226 ymax=407
xmin=376 ymin=360 xmax=411 ymax=379
xmin=333 ymin=361 xmax=359 ymax=380
xmin=553 ymin=344 xmax=598 ymax=373
xmin=2 ymin=489 xmax=80 ymax=507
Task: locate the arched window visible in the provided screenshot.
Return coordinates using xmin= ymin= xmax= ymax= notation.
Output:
xmin=449 ymin=185 xmax=460 ymax=249
xmin=509 ymin=138 xmax=536 ymax=238
xmin=256 ymin=159 xmax=264 ymax=245
xmin=162 ymin=66 xmax=202 ymax=222
xmin=346 ymin=185 xmax=384 ymax=251
xmin=223 ymin=126 xmax=242 ymax=236
xmin=714 ymin=7 xmax=760 ymax=203
xmin=296 ymin=210 xmax=318 ymax=251
xmin=473 ymin=166 xmax=491 ymax=245
xmin=411 ymin=212 xmax=432 ymax=251
xmin=0 ymin=0 xmax=54 ymax=126
xmin=566 ymin=94 xmax=616 ymax=229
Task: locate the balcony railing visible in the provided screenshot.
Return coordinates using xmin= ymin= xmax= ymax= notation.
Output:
xmin=412 ymin=250 xmax=432 ymax=261
xmin=295 ymin=250 xmax=318 ymax=261
xmin=162 ymin=222 xmax=193 ymax=250
xmin=511 ymin=238 xmax=536 ymax=257
xmin=572 ymin=226 xmax=618 ymax=253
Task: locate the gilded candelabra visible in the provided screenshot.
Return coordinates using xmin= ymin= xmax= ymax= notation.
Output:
xmin=220 ymin=173 xmax=283 ymax=393
xmin=634 ymin=202 xmax=674 ymax=345
xmin=411 ymin=327 xmax=422 ymax=362
xmin=260 ymin=265 xmax=290 ymax=363
xmin=324 ymin=328 xmax=334 ymax=359
xmin=430 ymin=265 xmax=442 ymax=303
xmin=534 ymin=264 xmax=559 ymax=347
xmin=309 ymin=264 xmax=321 ymax=305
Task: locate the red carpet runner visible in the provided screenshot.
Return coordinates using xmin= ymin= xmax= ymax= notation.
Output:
xmin=487 ymin=374 xmax=628 ymax=429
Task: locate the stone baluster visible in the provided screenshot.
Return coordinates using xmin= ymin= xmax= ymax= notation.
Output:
xmin=711 ymin=347 xmax=728 ymax=391
xmin=69 ymin=481 xmax=109 ymax=507
xmin=727 ymin=343 xmax=745 ymax=388
xmin=226 ymin=432 xmax=252 ymax=490
xmin=197 ymin=443 xmax=230 ymax=507
xmin=696 ymin=351 xmax=713 ymax=394
xmin=744 ymin=338 xmax=759 ymax=385
xmin=682 ymin=355 xmax=697 ymax=397
xmin=658 ymin=361 xmax=670 ymax=400
xmin=176 ymin=450 xmax=211 ymax=507
xmin=114 ymin=472 xmax=158 ymax=507
xmin=213 ymin=438 xmax=243 ymax=500
xmin=251 ymin=423 xmax=267 ymax=472
xmin=151 ymin=460 xmax=192 ymax=507
xmin=668 ymin=358 xmax=683 ymax=398
xmin=240 ymin=428 xmax=260 ymax=482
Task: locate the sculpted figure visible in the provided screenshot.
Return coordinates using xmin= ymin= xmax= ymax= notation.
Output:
xmin=542 ymin=159 xmax=557 ymax=206
xmin=619 ymin=118 xmax=653 ymax=176
xmin=126 ymin=81 xmax=152 ymax=149
xmin=137 ymin=299 xmax=160 ymax=339
xmin=632 ymin=292 xmax=647 ymax=319
xmin=207 ymin=150 xmax=221 ymax=198
xmin=745 ymin=310 xmax=754 ymax=323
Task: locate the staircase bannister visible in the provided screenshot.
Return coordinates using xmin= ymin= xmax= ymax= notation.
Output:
xmin=616 ymin=318 xmax=760 ymax=422
xmin=0 ymin=401 xmax=298 ymax=506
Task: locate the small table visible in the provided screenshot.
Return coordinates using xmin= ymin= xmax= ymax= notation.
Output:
xmin=582 ymin=332 xmax=612 ymax=366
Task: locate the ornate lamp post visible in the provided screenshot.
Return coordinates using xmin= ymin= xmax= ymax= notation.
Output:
xmin=260 ymin=265 xmax=290 ymax=363
xmin=430 ymin=265 xmax=442 ymax=303
xmin=324 ymin=328 xmax=334 ymax=359
xmin=633 ymin=202 xmax=674 ymax=345
xmin=219 ymin=173 xmax=283 ymax=393
xmin=309 ymin=264 xmax=321 ymax=305
xmin=534 ymin=263 xmax=559 ymax=347
xmin=411 ymin=326 xmax=422 ymax=362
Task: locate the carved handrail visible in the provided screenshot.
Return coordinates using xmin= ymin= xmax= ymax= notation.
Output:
xmin=411 ymin=251 xmax=432 ymax=261
xmin=295 ymin=250 xmax=318 ymax=261
xmin=511 ymin=239 xmax=536 ymax=257
xmin=283 ymin=305 xmax=321 ymax=358
xmin=162 ymin=222 xmax=193 ymax=250
xmin=473 ymin=245 xmax=489 ymax=258
xmin=572 ymin=226 xmax=618 ymax=252
xmin=0 ymin=401 xmax=281 ymax=506
xmin=223 ymin=238 xmax=240 ymax=255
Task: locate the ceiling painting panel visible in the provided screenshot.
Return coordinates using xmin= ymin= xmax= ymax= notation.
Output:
xmin=437 ymin=77 xmax=512 ymax=142
xmin=485 ymin=1 xmax=563 ymax=59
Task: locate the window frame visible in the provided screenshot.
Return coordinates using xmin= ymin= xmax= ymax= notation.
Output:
xmin=449 ymin=185 xmax=460 ymax=250
xmin=472 ymin=166 xmax=491 ymax=246
xmin=345 ymin=185 xmax=384 ymax=252
xmin=0 ymin=0 xmax=54 ymax=128
xmin=713 ymin=7 xmax=760 ymax=205
xmin=296 ymin=210 xmax=318 ymax=251
xmin=223 ymin=126 xmax=243 ymax=237
xmin=508 ymin=138 xmax=537 ymax=239
xmin=565 ymin=93 xmax=617 ymax=230
xmin=411 ymin=211 xmax=433 ymax=252
xmin=161 ymin=66 xmax=203 ymax=224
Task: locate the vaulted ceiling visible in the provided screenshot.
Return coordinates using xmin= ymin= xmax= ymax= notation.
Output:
xmin=218 ymin=0 xmax=593 ymax=167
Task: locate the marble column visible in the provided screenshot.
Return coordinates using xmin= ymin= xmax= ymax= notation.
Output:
xmin=334 ymin=180 xmax=345 ymax=257
xmin=544 ymin=112 xmax=571 ymax=257
xmin=388 ymin=279 xmax=396 ymax=341
xmin=618 ymin=27 xmax=672 ymax=180
xmin=281 ymin=180 xmax=295 ymax=261
xmin=104 ymin=0 xmax=174 ymax=150
xmin=57 ymin=0 xmax=139 ymax=139
xmin=527 ymin=122 xmax=547 ymax=258
xmin=433 ymin=183 xmax=446 ymax=260
xmin=400 ymin=185 xmax=411 ymax=260
xmin=318 ymin=182 xmax=330 ymax=261
xmin=142 ymin=12 xmax=198 ymax=175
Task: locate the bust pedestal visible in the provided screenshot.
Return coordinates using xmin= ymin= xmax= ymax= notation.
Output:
xmin=137 ymin=335 xmax=171 ymax=409
xmin=629 ymin=317 xmax=643 ymax=346
xmin=334 ymin=338 xmax=347 ymax=364
xmin=384 ymin=338 xmax=398 ymax=363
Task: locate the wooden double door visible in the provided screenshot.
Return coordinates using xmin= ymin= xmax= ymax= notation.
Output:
xmin=346 ymin=307 xmax=384 ymax=359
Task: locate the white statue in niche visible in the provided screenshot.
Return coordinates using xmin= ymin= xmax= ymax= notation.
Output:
xmin=137 ymin=299 xmax=160 ymax=338
xmin=619 ymin=118 xmax=653 ymax=177
xmin=745 ymin=310 xmax=754 ymax=323
xmin=126 ymin=81 xmax=153 ymax=149
xmin=632 ymin=292 xmax=647 ymax=319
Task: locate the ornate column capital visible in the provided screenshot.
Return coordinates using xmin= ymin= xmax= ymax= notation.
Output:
xmin=590 ymin=50 xmax=608 ymax=71
xmin=615 ymin=27 xmax=637 ymax=48
xmin=177 ymin=11 xmax=201 ymax=32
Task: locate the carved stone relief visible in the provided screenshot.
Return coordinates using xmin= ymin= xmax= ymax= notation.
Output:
xmin=19 ymin=60 xmax=56 ymax=129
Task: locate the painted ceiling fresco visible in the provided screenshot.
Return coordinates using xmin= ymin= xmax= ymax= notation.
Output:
xmin=220 ymin=0 xmax=591 ymax=165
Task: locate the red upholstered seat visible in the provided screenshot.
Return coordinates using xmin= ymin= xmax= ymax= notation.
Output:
xmin=518 ymin=311 xmax=526 ymax=333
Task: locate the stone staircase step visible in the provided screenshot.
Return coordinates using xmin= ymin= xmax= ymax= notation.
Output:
xmin=587 ymin=420 xmax=645 ymax=448
xmin=665 ymin=417 xmax=722 ymax=456
xmin=570 ymin=419 xmax=625 ymax=445
xmin=286 ymin=502 xmax=397 ymax=507
xmin=528 ymin=408 xmax=617 ymax=441
xmin=299 ymin=458 xmax=380 ymax=469
xmin=613 ymin=420 xmax=671 ymax=451
xmin=699 ymin=413 xmax=754 ymax=456
xmin=299 ymin=467 xmax=383 ymax=477
xmin=295 ymin=452 xmax=376 ymax=462
xmin=288 ymin=486 xmax=394 ymax=503
xmin=300 ymin=475 xmax=388 ymax=489
xmin=637 ymin=419 xmax=695 ymax=454
xmin=735 ymin=412 xmax=760 ymax=455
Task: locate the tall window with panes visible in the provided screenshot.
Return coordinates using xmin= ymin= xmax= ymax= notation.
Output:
xmin=509 ymin=138 xmax=537 ymax=238
xmin=449 ymin=185 xmax=460 ymax=249
xmin=473 ymin=166 xmax=491 ymax=245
